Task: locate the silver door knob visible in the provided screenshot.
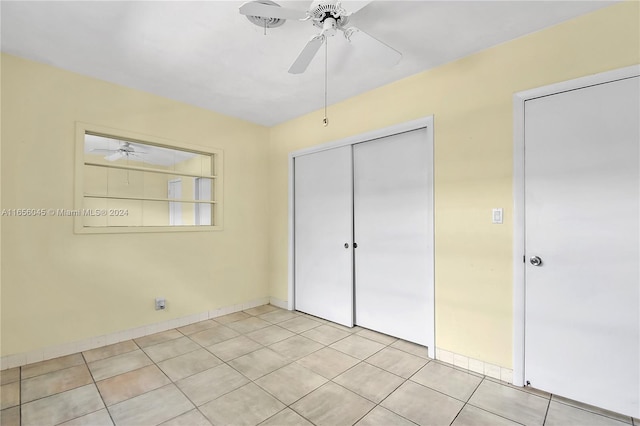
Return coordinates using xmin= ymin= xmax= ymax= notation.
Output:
xmin=529 ymin=256 xmax=542 ymax=266
xmin=344 ymin=243 xmax=349 ymax=249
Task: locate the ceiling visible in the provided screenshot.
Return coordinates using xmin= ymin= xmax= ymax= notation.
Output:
xmin=1 ymin=1 xmax=616 ymax=126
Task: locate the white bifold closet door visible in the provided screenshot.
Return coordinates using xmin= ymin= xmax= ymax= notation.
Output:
xmin=353 ymin=128 xmax=433 ymax=345
xmin=294 ymin=146 xmax=354 ymax=327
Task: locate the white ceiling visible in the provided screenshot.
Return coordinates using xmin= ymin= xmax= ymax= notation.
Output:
xmin=1 ymin=1 xmax=616 ymax=126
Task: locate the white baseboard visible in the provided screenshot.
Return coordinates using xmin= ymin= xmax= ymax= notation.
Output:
xmin=435 ymin=347 xmax=513 ymax=384
xmin=0 ymin=297 xmax=270 ymax=371
xmin=269 ymin=297 xmax=288 ymax=309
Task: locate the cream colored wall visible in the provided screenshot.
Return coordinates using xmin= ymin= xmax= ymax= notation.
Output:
xmin=0 ymin=54 xmax=270 ymax=356
xmin=268 ymin=2 xmax=640 ymax=367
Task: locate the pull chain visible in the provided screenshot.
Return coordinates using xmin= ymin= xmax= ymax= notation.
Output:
xmin=125 ymin=152 xmax=130 ymax=185
xmin=323 ymin=36 xmax=329 ymax=127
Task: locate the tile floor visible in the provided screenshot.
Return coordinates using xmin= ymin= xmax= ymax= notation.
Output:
xmin=1 ymin=305 xmax=638 ymax=426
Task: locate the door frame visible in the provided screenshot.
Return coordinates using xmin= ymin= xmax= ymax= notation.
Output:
xmin=512 ymin=65 xmax=640 ymax=387
xmin=288 ymin=115 xmax=435 ymax=351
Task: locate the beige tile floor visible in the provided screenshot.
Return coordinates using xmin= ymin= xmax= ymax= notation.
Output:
xmin=1 ymin=305 xmax=638 ymax=426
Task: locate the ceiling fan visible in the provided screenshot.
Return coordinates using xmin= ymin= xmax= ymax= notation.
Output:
xmin=90 ymin=141 xmax=147 ymax=162
xmin=239 ymin=0 xmax=402 ymax=74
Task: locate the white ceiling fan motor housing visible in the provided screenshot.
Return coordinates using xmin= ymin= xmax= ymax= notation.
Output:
xmin=322 ymin=18 xmax=338 ymax=37
xmin=311 ymin=1 xmax=349 ymax=30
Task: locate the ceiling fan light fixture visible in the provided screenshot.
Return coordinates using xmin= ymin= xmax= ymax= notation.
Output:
xmin=245 ymin=0 xmax=286 ymax=29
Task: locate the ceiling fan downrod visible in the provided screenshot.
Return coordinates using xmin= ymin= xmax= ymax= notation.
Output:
xmin=323 ymin=36 xmax=329 ymax=127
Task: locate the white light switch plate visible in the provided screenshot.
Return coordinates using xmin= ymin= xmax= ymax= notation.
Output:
xmin=492 ymin=208 xmax=503 ymax=224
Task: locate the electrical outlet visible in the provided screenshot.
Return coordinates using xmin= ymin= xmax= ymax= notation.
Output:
xmin=155 ymin=297 xmax=166 ymax=310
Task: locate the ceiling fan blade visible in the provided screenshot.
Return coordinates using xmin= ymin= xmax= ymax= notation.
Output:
xmin=129 ymin=153 xmax=147 ymax=161
xmin=90 ymin=149 xmax=118 ymax=154
xmin=239 ymin=2 xmax=308 ymax=20
xmin=340 ymin=1 xmax=372 ymax=16
xmin=288 ymin=34 xmax=325 ymax=74
xmin=106 ymin=152 xmax=124 ymax=162
xmin=343 ymin=27 xmax=402 ymax=67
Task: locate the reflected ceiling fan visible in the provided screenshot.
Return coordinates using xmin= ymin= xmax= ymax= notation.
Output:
xmin=90 ymin=141 xmax=147 ymax=162
xmin=239 ymin=0 xmax=402 ymax=74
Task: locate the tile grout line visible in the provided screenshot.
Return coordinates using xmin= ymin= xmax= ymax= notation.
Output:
xmin=80 ymin=351 xmax=116 ymax=426
xmin=91 ymin=309 xmax=284 ymax=423
xmin=463 ymin=377 xmax=544 ymax=426
xmin=84 ymin=347 xmax=138 ymax=365
xmin=226 ymin=310 xmax=400 ymax=425
xmin=19 ymin=364 xmax=22 ymax=426
xmin=19 ymin=360 xmax=100 ymax=407
xmin=91 ymin=314 xmax=262 ymax=422
xmin=249 ymin=311 xmax=436 ymax=426
xmin=399 ymin=362 xmax=491 ymax=407
xmin=323 ymin=336 xmax=419 ymax=425
xmin=178 ymin=309 xmax=311 ymax=415
xmin=147 ymin=342 xmax=203 ymax=425
xmin=161 ymin=314 xmax=269 ymax=413
xmin=188 ymin=309 xmax=318 ymax=424
xmin=446 ymin=374 xmax=486 ymax=426
xmin=20 ymin=359 xmax=86 ymax=381
xmin=255 ymin=407 xmax=295 ymax=425
xmin=550 ymin=396 xmax=634 ymax=425
xmin=541 ymin=393 xmax=552 ymax=425
xmin=463 ymin=402 xmax=529 ymax=426
xmin=366 ymin=373 xmax=419 ymax=426
xmin=17 ymin=349 xmax=135 ymax=420
xmin=484 ymin=376 xmax=550 ymax=399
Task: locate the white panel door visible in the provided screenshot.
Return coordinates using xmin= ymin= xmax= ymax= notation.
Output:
xmin=294 ymin=146 xmax=354 ymax=327
xmin=354 ymin=128 xmax=433 ymax=346
xmin=524 ymin=77 xmax=639 ymax=417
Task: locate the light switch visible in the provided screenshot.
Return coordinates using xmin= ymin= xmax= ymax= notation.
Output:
xmin=492 ymin=208 xmax=503 ymax=224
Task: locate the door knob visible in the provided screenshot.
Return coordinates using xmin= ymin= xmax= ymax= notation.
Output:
xmin=344 ymin=243 xmax=349 ymax=249
xmin=529 ymin=256 xmax=543 ymax=266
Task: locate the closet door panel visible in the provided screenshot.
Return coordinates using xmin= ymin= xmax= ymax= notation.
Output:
xmin=354 ymin=128 xmax=433 ymax=345
xmin=294 ymin=146 xmax=354 ymax=327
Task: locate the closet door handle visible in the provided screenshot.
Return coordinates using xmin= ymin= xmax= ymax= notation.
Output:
xmin=344 ymin=243 xmax=349 ymax=249
xmin=353 ymin=243 xmax=358 ymax=248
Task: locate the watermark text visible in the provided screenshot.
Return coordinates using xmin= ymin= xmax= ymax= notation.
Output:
xmin=1 ymin=208 xmax=129 ymax=217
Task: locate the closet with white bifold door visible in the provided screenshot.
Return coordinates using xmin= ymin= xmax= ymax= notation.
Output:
xmin=291 ymin=117 xmax=435 ymax=352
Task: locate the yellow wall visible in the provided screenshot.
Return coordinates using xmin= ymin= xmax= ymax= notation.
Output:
xmin=1 ymin=54 xmax=270 ymax=355
xmin=1 ymin=2 xmax=638 ymax=366
xmin=268 ymin=2 xmax=640 ymax=367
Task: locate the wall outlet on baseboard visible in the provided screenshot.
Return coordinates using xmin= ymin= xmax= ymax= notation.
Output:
xmin=155 ymin=298 xmax=166 ymax=310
